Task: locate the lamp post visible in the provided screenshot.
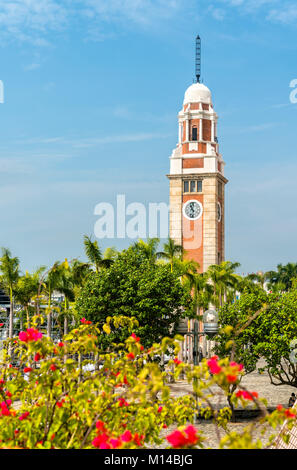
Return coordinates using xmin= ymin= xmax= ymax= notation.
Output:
xmin=177 ymin=309 xmax=219 ymax=365
xmin=177 ymin=311 xmax=219 ymax=422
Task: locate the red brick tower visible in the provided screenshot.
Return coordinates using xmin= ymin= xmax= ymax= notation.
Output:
xmin=167 ymin=79 xmax=227 ymax=272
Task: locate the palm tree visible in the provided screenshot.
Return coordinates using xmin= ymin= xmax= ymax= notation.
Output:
xmin=15 ymin=267 xmax=46 ymax=328
xmin=266 ymin=263 xmax=297 ymax=292
xmin=133 ymin=238 xmax=162 ymax=265
xmin=0 ymin=248 xmax=20 ymax=339
xmin=45 ymin=261 xmax=63 ymax=338
xmin=206 ymin=261 xmax=241 ymax=308
xmin=158 ymin=238 xmax=184 ymax=272
xmin=83 ymin=236 xmax=113 ymax=273
xmin=183 ymin=268 xmax=214 ymax=315
xmin=54 ymin=260 xmax=76 ymax=336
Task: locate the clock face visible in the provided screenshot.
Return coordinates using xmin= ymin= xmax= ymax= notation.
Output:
xmin=218 ymin=202 xmax=222 ymax=222
xmin=183 ymin=200 xmax=203 ymax=221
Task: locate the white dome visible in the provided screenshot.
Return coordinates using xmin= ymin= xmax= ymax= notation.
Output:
xmin=183 ymin=83 xmax=212 ymax=105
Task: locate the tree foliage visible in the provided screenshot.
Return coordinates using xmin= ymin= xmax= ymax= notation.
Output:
xmin=75 ymin=247 xmax=192 ymax=348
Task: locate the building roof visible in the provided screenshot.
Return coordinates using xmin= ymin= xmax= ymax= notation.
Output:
xmin=183 ymin=82 xmax=212 ymax=106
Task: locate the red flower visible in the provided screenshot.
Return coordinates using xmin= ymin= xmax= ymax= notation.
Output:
xmin=34 ymin=353 xmax=41 ymax=362
xmin=118 ymin=398 xmax=129 ymax=407
xmin=285 ymin=410 xmax=296 ymax=419
xmin=0 ymin=324 xmax=4 ymax=327
xmin=5 ymin=391 xmax=12 ymax=398
xmin=166 ymin=426 xmax=200 ymax=448
xmin=133 ymin=433 xmax=144 ymax=446
xmin=19 ymin=328 xmax=42 ymax=343
xmin=174 ymin=358 xmax=182 ymax=365
xmin=92 ymin=432 xmax=110 ymax=449
xmin=50 ymin=364 xmax=57 ymax=372
xmin=207 ymin=358 xmax=222 ymax=375
xmin=24 ymin=367 xmax=32 ymax=373
xmin=277 ymin=405 xmax=283 ymax=411
xmin=19 ymin=411 xmax=30 ymax=421
xmin=158 ymin=406 xmax=163 ymax=413
xmin=96 ymin=421 xmax=106 ymax=432
xmin=236 ymin=390 xmax=258 ymax=401
xmin=227 ymin=375 xmax=238 ymax=383
xmin=184 ymin=425 xmax=200 ymax=445
xmin=121 ymin=430 xmax=132 ymax=443
xmin=110 ymin=438 xmax=122 ymax=449
xmin=166 ymin=430 xmax=188 ymax=448
xmin=81 ymin=318 xmax=92 ymax=325
xmin=230 ymin=362 xmax=244 ymax=371
xmin=126 ymin=353 xmax=135 ymax=360
xmin=58 ymin=342 xmax=64 ymax=348
xmin=131 ymin=333 xmax=140 ymax=342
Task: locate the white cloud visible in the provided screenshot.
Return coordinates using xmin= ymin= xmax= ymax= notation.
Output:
xmin=212 ymin=0 xmax=297 ymax=25
xmin=267 ymin=5 xmax=297 ymax=24
xmin=0 ymin=0 xmax=183 ymax=44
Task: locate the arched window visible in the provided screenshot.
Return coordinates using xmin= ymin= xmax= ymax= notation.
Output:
xmin=192 ymin=127 xmax=198 ymax=141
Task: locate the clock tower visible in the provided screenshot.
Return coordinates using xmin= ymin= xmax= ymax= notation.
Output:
xmin=167 ymin=38 xmax=227 ymax=272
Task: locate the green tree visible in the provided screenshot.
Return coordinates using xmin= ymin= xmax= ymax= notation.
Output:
xmin=213 ymin=290 xmax=269 ymax=415
xmin=252 ymin=285 xmax=297 ymax=388
xmin=266 ymin=263 xmax=297 ymax=292
xmin=132 ymin=238 xmax=162 ymax=265
xmin=158 ymin=238 xmax=184 ymax=273
xmin=0 ymin=248 xmax=20 ymax=339
xmin=75 ymin=247 xmax=192 ymax=348
xmin=206 ymin=261 xmax=241 ymax=307
xmin=15 ymin=267 xmax=46 ymax=328
xmin=83 ymin=236 xmax=113 ymax=273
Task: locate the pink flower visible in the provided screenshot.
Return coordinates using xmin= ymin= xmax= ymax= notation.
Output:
xmin=166 ymin=430 xmax=188 ymax=448
xmin=158 ymin=406 xmax=163 ymax=413
xmin=166 ymin=426 xmax=200 ymax=448
xmin=207 ymin=358 xmax=222 ymax=375
xmin=236 ymin=390 xmax=258 ymax=401
xmin=184 ymin=425 xmax=199 ymax=444
xmin=131 ymin=333 xmax=140 ymax=342
xmin=121 ymin=430 xmax=132 ymax=442
xmin=110 ymin=438 xmax=122 ymax=449
xmin=19 ymin=411 xmax=30 ymax=421
xmin=230 ymin=362 xmax=244 ymax=371
xmin=19 ymin=328 xmax=42 ymax=343
xmin=96 ymin=421 xmax=106 ymax=432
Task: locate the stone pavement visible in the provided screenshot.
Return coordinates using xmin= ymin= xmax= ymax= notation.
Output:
xmin=153 ymin=362 xmax=296 ymax=449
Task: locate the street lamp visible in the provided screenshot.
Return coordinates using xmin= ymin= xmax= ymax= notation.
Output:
xmin=203 ymin=309 xmax=219 ymax=338
xmin=177 ymin=310 xmax=219 ymax=365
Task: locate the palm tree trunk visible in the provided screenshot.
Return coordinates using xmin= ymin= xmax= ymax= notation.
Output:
xmin=9 ymin=288 xmax=13 ymax=339
xmin=25 ymin=306 xmax=30 ymax=328
xmin=47 ymin=287 xmax=52 ymax=339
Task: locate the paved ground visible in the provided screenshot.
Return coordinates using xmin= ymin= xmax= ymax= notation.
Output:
xmin=152 ymin=361 xmax=296 ymax=449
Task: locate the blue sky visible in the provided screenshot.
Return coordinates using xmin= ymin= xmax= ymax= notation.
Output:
xmin=0 ymin=0 xmax=297 ymax=275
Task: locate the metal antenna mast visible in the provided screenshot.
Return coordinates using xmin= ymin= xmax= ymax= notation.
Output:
xmin=195 ymin=35 xmax=201 ymax=83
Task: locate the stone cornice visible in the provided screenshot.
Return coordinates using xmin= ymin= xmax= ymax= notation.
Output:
xmin=166 ymin=173 xmax=228 ymax=184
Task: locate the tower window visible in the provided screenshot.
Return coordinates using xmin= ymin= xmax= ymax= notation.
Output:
xmin=190 ymin=181 xmax=196 ymax=192
xmin=192 ymin=127 xmax=198 ymax=141
xmin=197 ymin=180 xmax=202 ymax=192
xmin=183 ymin=181 xmax=189 ymax=193
xmin=218 ymin=182 xmax=223 ymax=198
